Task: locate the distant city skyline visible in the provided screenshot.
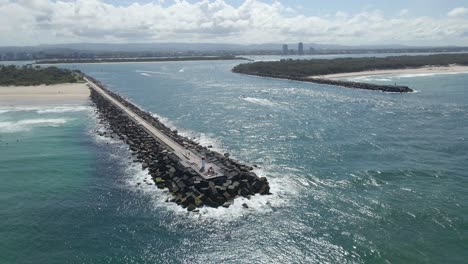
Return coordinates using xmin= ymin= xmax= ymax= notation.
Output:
xmin=298 ymin=42 xmax=304 ymax=55
xmin=0 ymin=0 xmax=468 ymax=46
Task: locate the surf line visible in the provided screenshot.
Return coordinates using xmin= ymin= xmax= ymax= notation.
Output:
xmin=84 ymin=75 xmax=271 ymax=211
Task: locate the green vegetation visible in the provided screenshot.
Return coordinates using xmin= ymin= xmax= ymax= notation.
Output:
xmin=36 ymin=56 xmax=246 ymax=64
xmin=232 ymin=53 xmax=468 ymax=77
xmin=0 ymin=65 xmax=81 ymax=86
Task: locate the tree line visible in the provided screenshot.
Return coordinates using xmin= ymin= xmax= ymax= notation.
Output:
xmin=232 ymin=53 xmax=468 ymax=77
xmin=36 ymin=56 xmax=244 ymax=64
xmin=0 ymin=65 xmax=81 ymax=86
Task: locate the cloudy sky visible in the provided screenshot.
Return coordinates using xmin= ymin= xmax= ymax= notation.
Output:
xmin=1 ymin=0 xmax=468 ymax=46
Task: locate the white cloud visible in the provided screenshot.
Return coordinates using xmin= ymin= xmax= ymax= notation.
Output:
xmin=398 ymin=9 xmax=409 ymax=16
xmin=0 ymin=0 xmax=467 ymax=45
xmin=448 ymin=7 xmax=468 ymax=17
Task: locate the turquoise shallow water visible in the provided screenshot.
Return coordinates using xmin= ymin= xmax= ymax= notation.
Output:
xmin=1 ymin=59 xmax=467 ymax=263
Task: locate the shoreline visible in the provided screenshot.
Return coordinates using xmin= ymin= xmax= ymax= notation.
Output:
xmin=232 ymin=70 xmax=413 ymax=93
xmin=0 ymin=83 xmax=90 ymax=104
xmin=311 ymin=65 xmax=468 ymax=79
xmin=35 ymin=56 xmax=248 ymax=65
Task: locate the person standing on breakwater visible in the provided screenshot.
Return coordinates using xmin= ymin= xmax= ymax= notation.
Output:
xmin=200 ymin=157 xmax=206 ymax=172
xmin=207 ymin=167 xmax=215 ymax=175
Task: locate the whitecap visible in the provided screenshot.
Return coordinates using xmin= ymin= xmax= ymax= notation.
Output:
xmin=135 ymin=70 xmax=170 ymax=76
xmin=150 ymin=112 xmax=177 ymax=130
xmin=350 ymin=76 xmax=392 ymax=82
xmin=406 ymin=212 xmax=416 ymax=218
xmin=297 ymin=178 xmax=310 ymax=186
xmin=394 ymin=71 xmax=468 ymax=78
xmin=0 ymin=118 xmax=71 ymax=133
xmin=36 ymin=106 xmax=91 ymax=114
xmin=0 ymin=106 xmax=39 ymax=114
xmin=242 ymin=96 xmax=277 ymax=107
xmin=0 ymin=105 xmax=90 ymax=114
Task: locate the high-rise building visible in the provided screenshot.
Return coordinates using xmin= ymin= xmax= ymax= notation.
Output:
xmin=282 ymin=44 xmax=288 ymax=55
xmin=298 ymin=42 xmax=304 ymax=55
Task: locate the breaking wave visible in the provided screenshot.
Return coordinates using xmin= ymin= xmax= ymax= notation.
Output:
xmin=394 ymin=72 xmax=468 ymax=78
xmin=0 ymin=105 xmax=90 ymax=114
xmin=36 ymin=106 xmax=91 ymax=114
xmin=349 ymin=76 xmax=392 ymax=82
xmin=90 ymin=109 xmax=299 ymax=221
xmin=0 ymin=118 xmax=71 ymax=133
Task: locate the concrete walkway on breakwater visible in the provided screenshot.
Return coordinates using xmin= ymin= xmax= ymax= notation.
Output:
xmin=85 ymin=77 xmax=224 ymax=179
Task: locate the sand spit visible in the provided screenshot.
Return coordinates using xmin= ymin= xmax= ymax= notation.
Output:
xmin=311 ymin=65 xmax=468 ymax=79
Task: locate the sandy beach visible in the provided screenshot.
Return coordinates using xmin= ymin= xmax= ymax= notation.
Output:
xmin=0 ymin=83 xmax=90 ymax=104
xmin=311 ymin=64 xmax=468 ymax=79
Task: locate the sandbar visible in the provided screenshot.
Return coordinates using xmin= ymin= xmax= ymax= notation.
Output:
xmin=310 ymin=64 xmax=468 ymax=79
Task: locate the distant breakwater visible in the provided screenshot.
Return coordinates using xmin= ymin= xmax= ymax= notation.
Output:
xmin=232 ymin=70 xmax=414 ymax=93
xmin=86 ymin=75 xmax=271 ymax=211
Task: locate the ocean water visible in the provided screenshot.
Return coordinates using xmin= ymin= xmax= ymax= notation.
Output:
xmin=1 ymin=59 xmax=467 ymax=264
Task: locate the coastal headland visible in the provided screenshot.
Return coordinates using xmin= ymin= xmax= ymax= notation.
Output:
xmin=85 ymin=75 xmax=271 ymax=211
xmin=232 ymin=53 xmax=468 ymax=93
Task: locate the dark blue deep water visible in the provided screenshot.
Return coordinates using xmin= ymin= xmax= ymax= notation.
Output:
xmin=1 ymin=59 xmax=467 ymax=263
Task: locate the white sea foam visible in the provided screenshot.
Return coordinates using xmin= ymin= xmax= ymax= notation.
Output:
xmin=347 ymin=71 xmax=468 ymax=81
xmin=350 ymin=76 xmax=392 ymax=82
xmin=89 ymin=105 xmax=299 ymax=221
xmin=0 ymin=105 xmax=90 ymax=114
xmin=367 ymin=176 xmax=381 ymax=187
xmin=127 ymin=162 xmax=299 ymax=221
xmin=36 ymin=106 xmax=91 ymax=114
xmin=140 ymin=73 xmax=151 ymax=76
xmin=282 ymin=87 xmax=396 ymax=108
xmin=0 ymin=106 xmax=39 ymax=114
xmin=102 ymin=132 xmax=296 ymax=221
xmin=395 ymin=72 xmax=468 ymax=78
xmin=185 ymin=131 xmax=225 ymax=153
xmin=150 ymin=112 xmax=177 ymax=130
xmin=148 ymin=112 xmax=217 ymax=152
xmin=242 ymin=97 xmax=277 ymax=107
xmin=179 ymin=68 xmax=185 ymax=73
xmin=135 ymin=70 xmax=170 ymax=76
xmin=406 ymin=212 xmax=416 ymax=218
xmin=0 ymin=118 xmax=70 ymax=133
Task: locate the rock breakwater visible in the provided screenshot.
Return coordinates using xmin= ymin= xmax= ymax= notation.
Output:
xmin=232 ymin=70 xmax=413 ymax=93
xmin=86 ymin=76 xmax=271 ymax=211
